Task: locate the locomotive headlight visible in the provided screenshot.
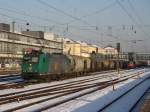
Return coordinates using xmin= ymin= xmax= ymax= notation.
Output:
xmin=29 ymin=64 xmax=32 ymax=71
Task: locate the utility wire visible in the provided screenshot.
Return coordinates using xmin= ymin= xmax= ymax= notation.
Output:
xmin=0 ymin=3 xmax=116 ymax=31
xmin=1 ymin=0 xmax=143 ymax=45
xmin=0 ymin=12 xmax=27 ymax=23
xmin=127 ymin=0 xmax=150 ymax=38
xmin=128 ymin=0 xmax=143 ymax=25
xmin=36 ymin=0 xmax=97 ymax=28
xmin=0 ymin=12 xmax=48 ymax=28
xmin=117 ymin=0 xmax=137 ymax=26
xmin=0 ymin=0 xmax=116 ymax=31
xmin=116 ymin=0 xmax=149 ymax=53
xmin=65 ymin=0 xmax=117 ymax=25
xmin=0 ymin=7 xmax=64 ymax=25
xmin=36 ymin=0 xmax=123 ymax=43
xmin=116 ymin=0 xmax=150 ymax=39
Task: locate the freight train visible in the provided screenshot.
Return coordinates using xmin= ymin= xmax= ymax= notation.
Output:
xmin=22 ymin=49 xmax=92 ymax=81
xmin=21 ymin=49 xmax=147 ymax=81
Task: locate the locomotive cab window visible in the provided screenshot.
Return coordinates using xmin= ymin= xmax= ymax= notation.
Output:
xmin=32 ymin=57 xmax=38 ymax=63
xmin=23 ymin=55 xmax=31 ymax=63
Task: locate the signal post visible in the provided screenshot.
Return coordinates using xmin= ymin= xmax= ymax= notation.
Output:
xmin=116 ymin=43 xmax=120 ymax=75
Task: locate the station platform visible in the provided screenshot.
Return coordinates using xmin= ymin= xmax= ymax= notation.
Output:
xmin=139 ymin=88 xmax=150 ymax=112
xmin=132 ymin=87 xmax=150 ymax=112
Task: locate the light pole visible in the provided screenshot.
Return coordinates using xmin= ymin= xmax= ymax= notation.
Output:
xmin=26 ymin=22 xmax=30 ymax=31
xmin=116 ymin=43 xmax=120 ymax=75
xmin=12 ymin=21 xmax=15 ymax=33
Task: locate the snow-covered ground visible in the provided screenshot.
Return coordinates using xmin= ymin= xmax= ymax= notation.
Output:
xmin=43 ymin=69 xmax=150 ymax=112
xmin=0 ymin=69 xmax=142 ymax=96
xmin=0 ymin=71 xmax=116 ymax=95
xmin=0 ymin=68 xmax=149 ymax=112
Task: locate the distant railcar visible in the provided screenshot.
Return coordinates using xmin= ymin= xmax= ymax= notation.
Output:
xmin=127 ymin=62 xmax=135 ymax=69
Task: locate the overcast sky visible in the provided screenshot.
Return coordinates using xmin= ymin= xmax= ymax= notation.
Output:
xmin=0 ymin=0 xmax=150 ymax=52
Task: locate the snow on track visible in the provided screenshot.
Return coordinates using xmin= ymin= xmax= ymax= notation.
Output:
xmin=43 ymin=69 xmax=150 ymax=112
xmin=0 ymin=68 xmax=148 ymax=112
xmin=72 ymin=71 xmax=150 ymax=112
xmin=0 ymin=69 xmax=142 ymax=96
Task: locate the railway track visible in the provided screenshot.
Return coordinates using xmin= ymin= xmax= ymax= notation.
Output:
xmin=0 ymin=69 xmax=146 ymax=112
xmin=0 ymin=68 xmax=143 ymax=90
xmin=0 ymin=68 xmax=141 ymax=97
xmin=35 ymin=71 xmax=147 ymax=112
xmin=0 ymin=74 xmax=24 ymax=90
xmin=97 ymin=76 xmax=150 ymax=112
xmin=0 ymin=72 xmax=118 ymax=102
xmin=129 ymin=87 xmax=150 ymax=112
xmin=0 ymin=68 xmax=142 ymax=90
xmin=0 ymin=70 xmax=116 ymax=90
xmin=0 ymin=69 xmax=123 ymax=90
xmin=0 ymin=81 xmax=25 ymax=90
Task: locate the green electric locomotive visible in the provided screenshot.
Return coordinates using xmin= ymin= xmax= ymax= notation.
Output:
xmin=21 ymin=49 xmax=49 ymax=79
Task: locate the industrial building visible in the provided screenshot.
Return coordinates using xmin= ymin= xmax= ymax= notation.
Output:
xmin=98 ymin=46 xmax=118 ymax=55
xmin=0 ymin=23 xmax=10 ymax=32
xmin=0 ymin=28 xmax=63 ymax=69
xmin=63 ymin=39 xmax=118 ymax=57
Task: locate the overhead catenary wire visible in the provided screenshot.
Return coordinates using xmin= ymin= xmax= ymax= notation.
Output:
xmin=0 ymin=12 xmax=56 ymax=32
xmin=0 ymin=0 xmax=130 ymax=35
xmin=36 ymin=0 xmax=97 ymax=28
xmin=115 ymin=0 xmax=149 ymax=52
xmin=128 ymin=0 xmax=144 ymax=26
xmin=0 ymin=7 xmax=64 ymax=25
xmin=116 ymin=0 xmax=150 ymax=39
xmin=0 ymin=12 xmax=27 ymax=23
xmin=127 ymin=0 xmax=150 ymax=38
xmin=0 ymin=0 xmax=148 ymax=49
xmin=0 ymin=8 xmax=146 ymax=45
xmin=0 ymin=1 xmax=116 ymax=32
xmin=64 ymin=0 xmax=117 ymax=25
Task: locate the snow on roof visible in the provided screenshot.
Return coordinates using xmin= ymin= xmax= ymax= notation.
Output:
xmin=63 ymin=38 xmax=77 ymax=43
xmin=76 ymin=41 xmax=85 ymax=44
xmin=91 ymin=44 xmax=99 ymax=48
xmin=104 ymin=46 xmax=116 ymax=50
